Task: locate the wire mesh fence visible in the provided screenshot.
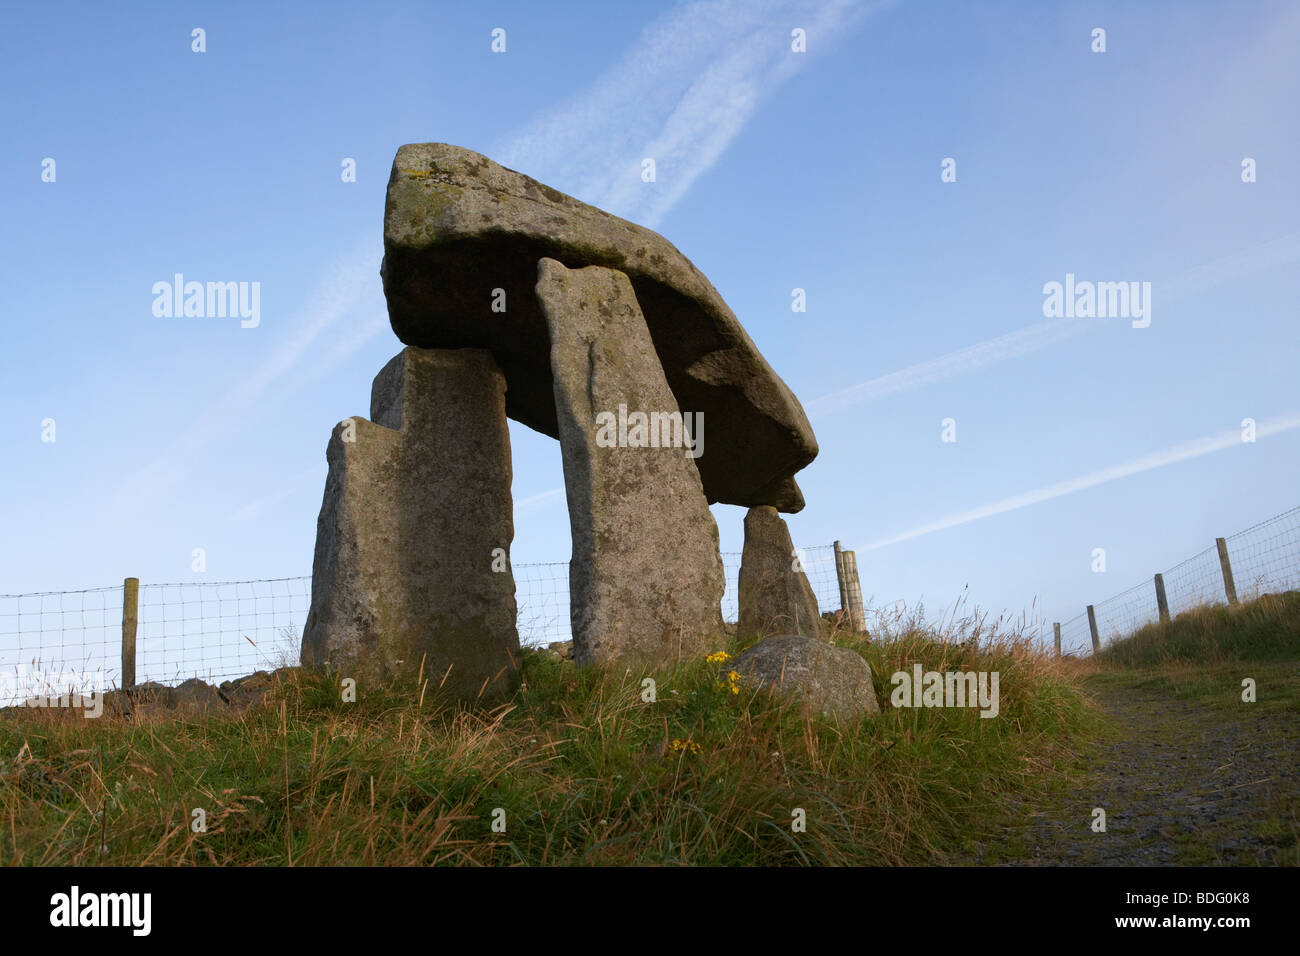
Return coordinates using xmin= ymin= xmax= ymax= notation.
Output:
xmin=135 ymin=577 xmax=311 ymax=687
xmin=0 ymin=544 xmax=848 ymax=705
xmin=1225 ymin=507 xmax=1300 ymax=599
xmin=8 ymin=503 xmax=1292 ymax=696
xmin=514 ymin=560 xmax=572 ymax=648
xmin=1055 ymin=505 xmax=1300 ymax=656
xmin=0 ymin=585 xmax=123 ymax=708
xmin=1085 ymin=579 xmax=1162 ymax=651
xmin=1057 ymin=612 xmax=1091 ymax=656
xmin=1160 ymin=546 xmax=1225 ymax=618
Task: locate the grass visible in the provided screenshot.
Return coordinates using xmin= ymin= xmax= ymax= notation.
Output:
xmin=5 ymin=592 xmax=1294 ymax=866
xmin=0 ymin=604 xmax=1101 ymax=866
xmin=1090 ymin=590 xmax=1300 ymax=714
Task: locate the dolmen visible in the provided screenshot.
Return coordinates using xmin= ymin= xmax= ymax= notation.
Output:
xmin=301 ymin=143 xmax=823 ymax=701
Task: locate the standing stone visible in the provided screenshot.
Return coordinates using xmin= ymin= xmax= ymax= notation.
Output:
xmin=536 ymin=258 xmax=724 ymax=667
xmin=738 ymin=506 xmax=824 ymax=639
xmin=301 ymin=347 xmax=521 ymax=704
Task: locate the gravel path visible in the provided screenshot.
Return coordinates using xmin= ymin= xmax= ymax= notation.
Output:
xmin=987 ymin=682 xmax=1299 ymax=865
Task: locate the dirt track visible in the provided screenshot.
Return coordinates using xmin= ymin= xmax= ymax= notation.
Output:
xmin=987 ymin=683 xmax=1299 ymax=865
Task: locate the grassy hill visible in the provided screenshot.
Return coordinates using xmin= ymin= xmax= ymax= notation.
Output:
xmin=0 ymin=613 xmax=1099 ymax=866
xmin=1090 ymin=590 xmax=1300 ymax=714
xmin=7 ymin=593 xmax=1292 ymax=866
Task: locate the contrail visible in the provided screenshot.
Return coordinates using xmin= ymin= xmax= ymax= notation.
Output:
xmin=807 ymin=230 xmax=1300 ymax=420
xmin=113 ymin=242 xmax=382 ymax=505
xmin=514 ymin=487 xmax=565 ymax=511
xmin=804 ymin=319 xmax=1094 ymax=418
xmin=859 ymin=411 xmax=1300 ymax=552
xmin=495 ymin=0 xmax=892 ymax=228
xmin=229 ymin=466 xmax=321 ymax=524
xmin=125 ymin=2 xmax=890 ymax=507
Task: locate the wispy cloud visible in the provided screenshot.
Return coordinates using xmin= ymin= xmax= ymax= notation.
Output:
xmin=859 ymin=411 xmax=1300 ymax=552
xmin=806 ymin=230 xmax=1300 ymax=421
xmin=275 ymin=307 xmax=391 ymax=398
xmin=496 ymin=0 xmax=892 ymax=228
xmin=229 ymin=465 xmax=322 ymax=524
xmin=514 ymin=487 xmax=565 ymax=511
xmin=1160 ymin=230 xmax=1300 ymax=301
xmin=120 ymin=3 xmax=888 ymax=511
xmin=112 ymin=242 xmax=382 ymax=506
xmin=805 ymin=319 xmax=1094 ymax=419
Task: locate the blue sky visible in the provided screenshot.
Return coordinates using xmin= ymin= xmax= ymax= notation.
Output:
xmin=3 ymin=0 xmax=1298 ymax=652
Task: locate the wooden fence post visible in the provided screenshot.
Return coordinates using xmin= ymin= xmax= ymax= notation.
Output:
xmin=1215 ymin=537 xmax=1238 ymax=606
xmin=1086 ymin=605 xmax=1100 ymax=653
xmin=841 ymin=550 xmax=867 ymax=633
xmin=121 ymin=577 xmax=138 ymax=692
xmin=1154 ymin=573 xmax=1170 ymax=624
xmin=1053 ymin=622 xmax=1061 ymax=657
xmin=833 ymin=541 xmax=850 ymax=622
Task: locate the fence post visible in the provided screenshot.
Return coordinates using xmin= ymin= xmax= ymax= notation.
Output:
xmin=1215 ymin=537 xmax=1238 ymax=606
xmin=1086 ymin=605 xmax=1100 ymax=653
xmin=1053 ymin=622 xmax=1061 ymax=657
xmin=841 ymin=550 xmax=867 ymax=633
xmin=1154 ymin=573 xmax=1170 ymax=624
xmin=833 ymin=541 xmax=850 ymax=622
xmin=121 ymin=577 xmax=138 ymax=692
